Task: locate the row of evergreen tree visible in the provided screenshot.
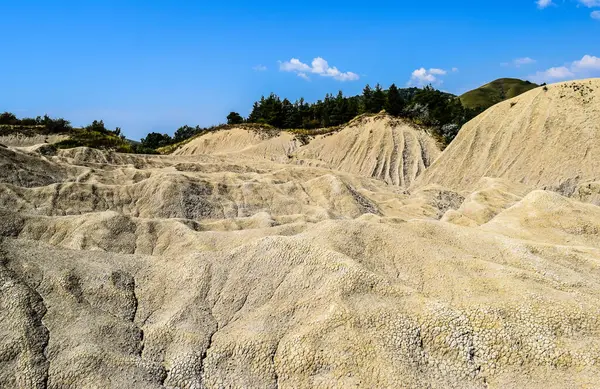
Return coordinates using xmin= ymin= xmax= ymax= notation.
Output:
xmin=240 ymin=84 xmax=412 ymax=129
xmin=140 ymin=83 xmax=480 ymax=150
xmin=229 ymin=83 xmax=481 ymax=144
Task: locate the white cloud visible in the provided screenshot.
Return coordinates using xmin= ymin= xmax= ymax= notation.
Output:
xmin=579 ymin=0 xmax=600 ymax=7
xmin=538 ymin=0 xmax=600 ymax=13
xmin=502 ymin=57 xmax=537 ymax=67
xmin=572 ymin=54 xmax=600 ymax=70
xmin=529 ymin=54 xmax=600 ymax=83
xmin=410 ymin=68 xmax=436 ymax=84
xmin=408 ymin=67 xmax=456 ymax=86
xmin=429 ymin=68 xmax=447 ymax=75
xmin=530 ymin=67 xmax=574 ymax=83
xmin=537 ymin=0 xmax=553 ymax=9
xmin=253 ymin=65 xmax=267 ymax=72
xmin=279 ymin=58 xmax=311 ymax=73
xmin=279 ymin=57 xmax=359 ymax=82
xmin=311 ymin=57 xmax=328 ymax=74
xmin=515 ymin=57 xmax=537 ymax=66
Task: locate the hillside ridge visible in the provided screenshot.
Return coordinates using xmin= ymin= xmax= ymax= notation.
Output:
xmin=460 ymin=77 xmax=539 ymax=111
xmin=418 ymin=78 xmax=600 ymax=193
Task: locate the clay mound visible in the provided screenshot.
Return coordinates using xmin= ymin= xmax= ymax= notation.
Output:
xmin=416 ymin=78 xmax=600 ymax=192
xmin=0 ymin=133 xmax=69 ymax=147
xmin=173 ymin=115 xmax=441 ymax=186
xmin=0 ymin=163 xmax=401 ymax=222
xmin=293 ymin=114 xmax=441 ymax=186
xmin=441 ymin=178 xmax=530 ymax=226
xmin=54 ymin=146 xmax=174 ymax=169
xmin=174 ymin=126 xmax=301 ymax=162
xmin=482 ymin=189 xmax=600 ymax=246
xmin=0 ymin=146 xmax=79 ymax=188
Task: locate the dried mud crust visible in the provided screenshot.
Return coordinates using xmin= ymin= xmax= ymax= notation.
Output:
xmin=2 ymin=80 xmax=600 ymax=388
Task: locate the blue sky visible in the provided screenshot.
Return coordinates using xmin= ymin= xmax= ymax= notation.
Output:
xmin=1 ymin=0 xmax=599 ymax=139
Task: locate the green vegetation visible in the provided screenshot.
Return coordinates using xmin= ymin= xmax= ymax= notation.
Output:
xmin=385 ymin=83 xmax=405 ymax=117
xmin=0 ymin=112 xmax=72 ymax=134
xmin=139 ymin=132 xmax=173 ymax=150
xmin=2 ymin=78 xmax=498 ymax=154
xmin=240 ymin=83 xmax=478 ymax=145
xmin=0 ymin=113 xmax=147 ymax=153
xmin=460 ymin=78 xmax=539 ymax=111
xmin=226 ymin=112 xmax=244 ymax=125
xmin=244 ymin=84 xmax=393 ymax=129
xmin=54 ymin=129 xmax=134 ymax=153
xmin=54 ymin=120 xmax=142 ymax=153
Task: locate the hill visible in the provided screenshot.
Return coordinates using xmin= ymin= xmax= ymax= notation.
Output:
xmin=417 ymin=78 xmax=600 ymax=194
xmin=2 ymin=81 xmax=600 ymax=388
xmin=460 ymin=78 xmax=539 ymax=110
xmin=291 ymin=114 xmax=441 ymax=187
xmin=174 ymin=113 xmax=442 ymax=186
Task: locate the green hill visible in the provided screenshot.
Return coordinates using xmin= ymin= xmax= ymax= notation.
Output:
xmin=460 ymin=78 xmax=539 ymax=111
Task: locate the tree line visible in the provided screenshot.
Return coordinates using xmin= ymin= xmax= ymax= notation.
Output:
xmin=243 ymin=84 xmax=409 ymax=129
xmin=140 ymin=83 xmax=480 ymax=150
xmin=228 ymin=83 xmax=481 ymax=144
xmin=2 ymin=83 xmax=481 ymax=152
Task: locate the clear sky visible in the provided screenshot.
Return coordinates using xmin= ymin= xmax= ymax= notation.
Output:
xmin=1 ymin=0 xmax=599 ymax=139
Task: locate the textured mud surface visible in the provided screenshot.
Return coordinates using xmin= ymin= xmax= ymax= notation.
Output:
xmin=2 ymin=80 xmax=600 ymax=388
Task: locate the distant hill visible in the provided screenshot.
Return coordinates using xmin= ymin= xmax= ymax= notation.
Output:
xmin=460 ymin=78 xmax=539 ymax=110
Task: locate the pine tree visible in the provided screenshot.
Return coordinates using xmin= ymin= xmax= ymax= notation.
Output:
xmin=372 ymin=83 xmax=386 ymax=113
xmin=385 ymin=83 xmax=405 ymax=117
xmin=346 ymin=96 xmax=360 ymax=121
xmin=330 ymin=91 xmax=348 ymax=126
xmin=247 ymin=98 xmax=264 ymax=123
xmin=361 ymin=84 xmax=373 ymax=113
xmin=282 ymin=98 xmax=297 ymax=128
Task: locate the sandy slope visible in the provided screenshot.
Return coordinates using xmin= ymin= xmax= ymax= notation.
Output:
xmin=2 ymin=80 xmax=600 ymax=389
xmin=416 ymin=79 xmax=600 ymax=193
xmin=292 ymin=114 xmax=441 ymax=186
xmin=174 ymin=127 xmax=301 ymax=163
xmin=176 ymin=114 xmax=441 ymax=186
xmin=0 ymin=133 xmax=69 ymax=147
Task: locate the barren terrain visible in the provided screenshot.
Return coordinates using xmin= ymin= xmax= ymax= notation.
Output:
xmin=1 ymin=80 xmax=600 ymax=389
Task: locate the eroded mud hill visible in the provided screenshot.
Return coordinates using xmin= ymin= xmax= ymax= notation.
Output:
xmin=416 ymin=79 xmax=600 ymax=194
xmin=176 ymin=114 xmax=441 ymax=187
xmin=2 ymin=79 xmax=600 ymax=389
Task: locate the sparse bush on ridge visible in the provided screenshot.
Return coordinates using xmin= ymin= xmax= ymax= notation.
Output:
xmin=54 ymin=120 xmax=135 ymax=153
xmin=0 ymin=112 xmax=73 ymax=134
xmin=1 ymin=113 xmax=139 ymax=152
